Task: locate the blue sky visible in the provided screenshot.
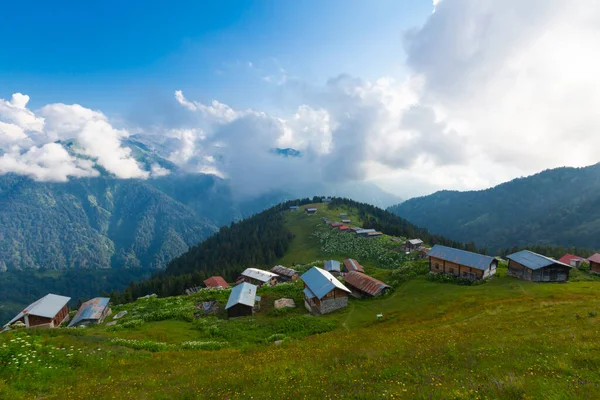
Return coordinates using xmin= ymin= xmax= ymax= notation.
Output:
xmin=1 ymin=0 xmax=431 ymax=113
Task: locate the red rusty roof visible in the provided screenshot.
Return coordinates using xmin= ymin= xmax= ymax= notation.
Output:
xmin=338 ymin=225 xmax=350 ymax=230
xmin=343 ymin=258 xmax=365 ymax=273
xmin=588 ymin=253 xmax=600 ymax=264
xmin=343 ymin=271 xmax=390 ymax=296
xmin=558 ymin=254 xmax=583 ymax=265
xmin=330 ymin=222 xmax=343 ymax=227
xmin=203 ymin=276 xmax=230 ymax=289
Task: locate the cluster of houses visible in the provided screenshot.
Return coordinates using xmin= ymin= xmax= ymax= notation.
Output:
xmin=322 ymin=214 xmax=383 ymax=238
xmin=3 ymin=294 xmax=112 ymax=331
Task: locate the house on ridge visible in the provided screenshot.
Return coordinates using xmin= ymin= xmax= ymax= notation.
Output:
xmin=427 ymin=245 xmax=497 ymax=281
xmin=204 ymin=276 xmax=230 ymax=289
xmin=270 ymin=265 xmax=300 ymax=282
xmin=558 ymin=254 xmax=584 ymax=268
xmin=4 ymin=293 xmax=71 ymax=329
xmin=344 ymin=271 xmax=390 ymax=297
xmin=405 ymin=239 xmax=424 ymax=251
xmin=305 ymin=207 xmax=317 ymax=215
xmin=225 ymin=282 xmax=260 ymax=318
xmin=588 ymin=253 xmax=600 ymax=274
xmin=506 ymin=250 xmax=573 ymax=282
xmin=68 ymin=297 xmax=111 ymax=327
xmin=240 ymin=268 xmax=279 ymax=287
xmin=324 ymin=260 xmax=341 ymax=276
xmin=289 ymin=205 xmax=299 ymax=211
xmin=301 ymin=267 xmax=351 ymax=315
xmin=355 ymin=229 xmax=377 ymax=237
xmin=343 ymin=258 xmax=365 ymax=273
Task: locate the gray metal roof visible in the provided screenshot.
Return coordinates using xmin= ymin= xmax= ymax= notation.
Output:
xmin=355 ymin=229 xmax=376 ymax=235
xmin=68 ymin=297 xmax=110 ymax=327
xmin=225 ymin=282 xmax=257 ymax=309
xmin=324 ymin=260 xmax=341 ymax=272
xmin=5 ymin=293 xmax=71 ymax=327
xmin=427 ymin=245 xmax=495 ymax=271
xmin=408 ymin=239 xmax=424 ymax=245
xmin=301 ymin=267 xmax=351 ymax=299
xmin=241 ymin=268 xmax=279 ymax=283
xmin=507 ymin=250 xmax=572 ymax=270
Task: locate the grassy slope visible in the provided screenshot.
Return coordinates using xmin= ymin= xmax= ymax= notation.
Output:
xmin=3 ymin=205 xmax=600 ymax=398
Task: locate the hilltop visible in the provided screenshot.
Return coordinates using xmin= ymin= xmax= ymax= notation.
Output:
xmin=3 ymin=199 xmax=600 ymax=398
xmin=389 ymin=163 xmax=600 ymax=252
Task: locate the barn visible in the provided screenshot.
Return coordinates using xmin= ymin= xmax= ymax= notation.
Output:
xmin=301 ymin=267 xmax=351 ymax=315
xmin=225 ymin=283 xmax=259 ymax=318
xmin=270 ymin=265 xmax=300 ymax=281
xmin=507 ymin=250 xmax=573 ymax=282
xmin=405 ymin=239 xmax=424 ymax=251
xmin=240 ymin=268 xmax=279 ymax=287
xmin=4 ymin=294 xmax=71 ymax=329
xmin=204 ymin=276 xmax=230 ymax=289
xmin=343 ymin=258 xmax=365 ymax=273
xmin=304 ymin=207 xmax=317 ymax=215
xmin=344 ymin=271 xmax=390 ymax=297
xmin=68 ymin=297 xmax=111 ymax=327
xmin=587 ymin=254 xmax=600 ymax=274
xmin=323 ymin=260 xmax=341 ymax=276
xmin=427 ymin=245 xmax=497 ymax=281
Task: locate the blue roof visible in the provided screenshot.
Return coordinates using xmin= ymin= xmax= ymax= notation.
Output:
xmin=68 ymin=297 xmax=110 ymax=327
xmin=226 ymin=282 xmax=257 ymax=309
xmin=507 ymin=250 xmax=572 ymax=270
xmin=427 ymin=245 xmax=495 ymax=271
xmin=324 ymin=260 xmax=341 ymax=272
xmin=303 ymin=287 xmax=316 ymax=299
xmin=301 ymin=267 xmax=350 ymax=299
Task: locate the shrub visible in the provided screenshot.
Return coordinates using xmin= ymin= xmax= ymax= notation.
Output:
xmin=181 ymin=341 xmax=227 ymax=351
xmin=108 ymin=338 xmax=172 ymax=352
xmin=121 ymin=319 xmax=144 ymax=329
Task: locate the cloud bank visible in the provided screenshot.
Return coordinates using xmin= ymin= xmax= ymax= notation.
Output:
xmin=2 ymin=0 xmax=600 ymax=199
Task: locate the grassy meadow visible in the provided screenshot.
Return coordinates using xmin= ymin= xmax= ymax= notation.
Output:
xmin=2 ymin=205 xmax=600 ymax=399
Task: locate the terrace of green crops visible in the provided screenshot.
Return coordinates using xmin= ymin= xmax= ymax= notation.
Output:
xmin=3 ymin=205 xmax=600 ymax=399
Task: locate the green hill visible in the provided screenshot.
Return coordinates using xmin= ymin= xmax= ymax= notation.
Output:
xmin=389 ymin=163 xmax=600 ymax=252
xmin=3 ymin=198 xmax=600 ymax=399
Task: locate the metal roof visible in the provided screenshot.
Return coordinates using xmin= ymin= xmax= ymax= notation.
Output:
xmin=339 ymin=225 xmax=350 ymax=230
xmin=324 ymin=260 xmax=341 ymax=272
xmin=408 ymin=239 xmax=424 ymax=245
xmin=330 ymin=222 xmax=343 ymax=227
xmin=241 ymin=268 xmax=279 ymax=283
xmin=225 ymin=282 xmax=258 ymax=309
xmin=507 ymin=250 xmax=572 ymax=270
xmin=6 ymin=293 xmax=71 ymax=326
xmin=270 ymin=265 xmax=299 ymax=278
xmin=427 ymin=245 xmax=495 ymax=271
xmin=558 ymin=254 xmax=584 ymax=265
xmin=204 ymin=276 xmax=230 ymax=289
xmin=343 ymin=258 xmax=365 ymax=273
xmin=68 ymin=297 xmax=110 ymax=327
xmin=344 ymin=272 xmax=390 ymax=296
xmin=588 ymin=253 xmax=600 ymax=264
xmin=301 ymin=267 xmax=351 ymax=299
xmin=355 ymin=229 xmax=376 ymax=235
xmin=303 ymin=287 xmax=317 ymax=299
xmin=367 ymin=232 xmax=383 ymax=237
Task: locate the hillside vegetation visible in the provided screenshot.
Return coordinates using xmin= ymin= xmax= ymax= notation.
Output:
xmin=389 ymin=163 xmax=600 ymax=252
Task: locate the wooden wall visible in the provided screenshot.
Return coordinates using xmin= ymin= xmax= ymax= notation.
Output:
xmin=429 ymin=256 xmax=485 ymax=280
xmin=591 ymin=261 xmax=600 ymax=274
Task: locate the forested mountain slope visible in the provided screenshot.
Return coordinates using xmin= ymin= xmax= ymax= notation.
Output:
xmin=389 ymin=163 xmax=600 ymax=251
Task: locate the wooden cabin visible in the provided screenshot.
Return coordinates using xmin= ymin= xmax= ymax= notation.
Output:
xmin=344 ymin=271 xmax=390 ymax=297
xmin=304 ymin=207 xmax=317 ymax=215
xmin=289 ymin=206 xmax=299 ymax=211
xmin=4 ymin=294 xmax=71 ymax=329
xmin=428 ymin=245 xmax=497 ymax=281
xmin=270 ymin=265 xmax=300 ymax=282
xmin=301 ymin=267 xmax=351 ymax=315
xmin=226 ymin=283 xmax=259 ymax=318
xmin=68 ymin=297 xmax=111 ymax=327
xmin=323 ymin=260 xmax=341 ymax=276
xmin=405 ymin=239 xmax=424 ymax=251
xmin=507 ymin=250 xmax=573 ymax=282
xmin=240 ymin=268 xmax=279 ymax=287
xmin=588 ymin=254 xmax=600 ymax=274
xmin=343 ymin=258 xmax=365 ymax=273
xmin=558 ymin=254 xmax=584 ymax=268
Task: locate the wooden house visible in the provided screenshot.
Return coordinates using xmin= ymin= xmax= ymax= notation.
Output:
xmin=270 ymin=265 xmax=300 ymax=282
xmin=68 ymin=297 xmax=111 ymax=327
xmin=428 ymin=245 xmax=497 ymax=281
xmin=558 ymin=254 xmax=585 ymax=268
xmin=240 ymin=268 xmax=279 ymax=287
xmin=405 ymin=239 xmax=424 ymax=251
xmin=301 ymin=267 xmax=351 ymax=315
xmin=355 ymin=229 xmax=377 ymax=237
xmin=506 ymin=250 xmax=573 ymax=282
xmin=4 ymin=294 xmax=71 ymax=329
xmin=203 ymin=276 xmax=230 ymax=289
xmin=366 ymin=231 xmax=383 ymax=238
xmin=341 ymin=219 xmax=351 ymax=224
xmin=339 ymin=213 xmax=348 ymax=218
xmin=338 ymin=225 xmax=351 ymax=232
xmin=225 ymin=283 xmax=259 ymax=318
xmin=304 ymin=207 xmax=317 ymax=215
xmin=289 ymin=205 xmax=299 ymax=211
xmin=588 ymin=254 xmax=600 ymax=274
xmin=344 ymin=271 xmax=390 ymax=297
xmin=343 ymin=258 xmax=365 ymax=273
xmin=323 ymin=260 xmax=341 ymax=276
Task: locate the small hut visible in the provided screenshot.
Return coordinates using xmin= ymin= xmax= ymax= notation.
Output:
xmin=68 ymin=297 xmax=111 ymax=327
xmin=507 ymin=250 xmax=573 ymax=282
xmin=301 ymin=267 xmax=351 ymax=315
xmin=344 ymin=272 xmax=390 ymax=297
xmin=4 ymin=294 xmax=71 ymax=329
xmin=226 ymin=283 xmax=259 ymax=318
